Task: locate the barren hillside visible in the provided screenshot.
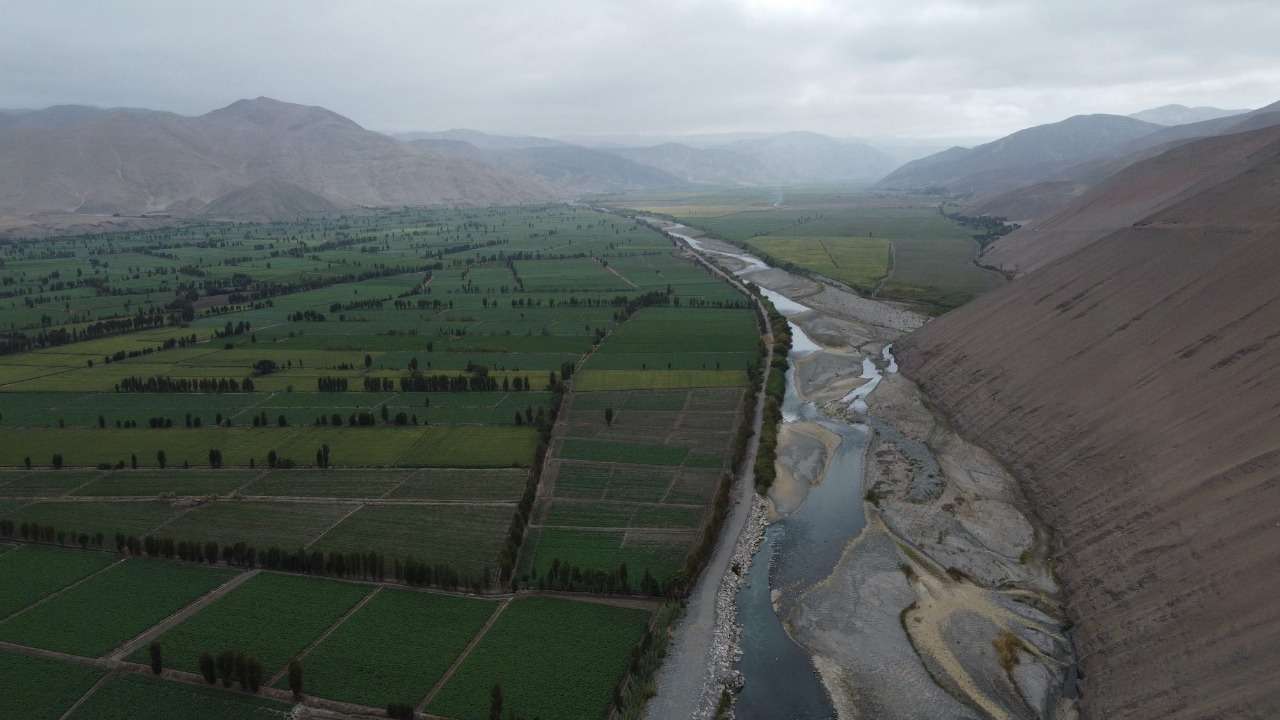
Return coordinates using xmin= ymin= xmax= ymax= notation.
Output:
xmin=898 ymin=128 xmax=1280 ymax=719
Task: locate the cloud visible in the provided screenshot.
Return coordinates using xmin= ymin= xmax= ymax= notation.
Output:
xmin=1 ymin=0 xmax=1277 ymax=138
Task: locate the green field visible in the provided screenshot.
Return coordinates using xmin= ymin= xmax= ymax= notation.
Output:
xmin=0 ymin=650 xmax=105 ymax=720
xmin=428 ymin=597 xmax=651 ymax=720
xmin=66 ymin=672 xmax=291 ymax=720
xmin=0 ymin=558 xmax=236 ymax=656
xmin=130 ymin=572 xmax=370 ymax=675
xmin=287 ymin=588 xmax=499 ymax=707
xmin=0 ymin=545 xmax=118 ymax=619
xmin=0 ymin=203 xmax=760 ymax=717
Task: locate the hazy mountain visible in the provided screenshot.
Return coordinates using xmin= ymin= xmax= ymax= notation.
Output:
xmin=0 ymin=97 xmax=552 ymax=220
xmin=486 ymin=145 xmax=686 ymax=195
xmin=899 ymin=122 xmax=1280 ymax=720
xmin=605 ymin=143 xmax=771 ymax=185
xmin=723 ymin=131 xmax=896 ymax=183
xmin=395 ymin=128 xmax=563 ymax=150
xmin=1128 ymin=103 xmax=1249 ymax=126
xmin=875 ymin=114 xmax=1163 ymax=196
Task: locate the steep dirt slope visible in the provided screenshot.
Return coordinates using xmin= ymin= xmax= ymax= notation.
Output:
xmin=897 ymin=133 xmax=1280 ymax=719
xmin=983 ymin=123 xmax=1280 ymax=274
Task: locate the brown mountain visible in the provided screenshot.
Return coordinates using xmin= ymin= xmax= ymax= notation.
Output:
xmin=983 ymin=115 xmax=1280 ymax=274
xmin=875 ymin=114 xmax=1162 ymax=197
xmin=0 ymin=97 xmax=551 ymax=220
xmin=897 ymin=124 xmax=1280 ymax=720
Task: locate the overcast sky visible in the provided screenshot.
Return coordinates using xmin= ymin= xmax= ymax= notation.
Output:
xmin=3 ymin=0 xmax=1279 ymax=140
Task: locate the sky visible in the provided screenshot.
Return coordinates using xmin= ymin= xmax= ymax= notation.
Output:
xmin=2 ymin=0 xmax=1279 ymax=140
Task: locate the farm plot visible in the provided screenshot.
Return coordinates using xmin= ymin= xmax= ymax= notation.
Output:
xmin=0 ymin=545 xmax=119 ymax=619
xmin=0 ymin=650 xmax=105 ymax=720
xmin=388 ymin=467 xmax=528 ymax=502
xmin=0 ymin=471 xmax=104 ymax=497
xmin=243 ymin=469 xmax=406 ymax=498
xmin=558 ymin=439 xmax=688 ymax=466
xmin=522 ymin=527 xmax=690 ymax=583
xmin=2 ymin=500 xmax=183 ymax=538
xmin=427 ymin=596 xmax=651 ymax=720
xmin=313 ymin=504 xmax=513 ymax=573
xmin=573 ymin=369 xmax=746 ymax=391
xmin=160 ymin=501 xmax=358 ymax=549
xmin=71 ymin=470 xmax=258 ymax=497
xmin=284 ymin=589 xmax=499 ymax=708
xmin=0 ymin=558 xmax=237 ymax=656
xmin=65 ymin=672 xmax=291 ymax=720
xmin=129 ymin=572 xmax=370 ymax=675
xmin=748 ymin=235 xmax=891 ymax=290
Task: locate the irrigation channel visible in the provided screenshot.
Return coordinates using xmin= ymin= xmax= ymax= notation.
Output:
xmin=643 ymin=219 xmax=1079 ymax=720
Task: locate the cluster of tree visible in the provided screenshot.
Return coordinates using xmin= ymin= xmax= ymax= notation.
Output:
xmin=213 ymin=320 xmax=252 ymax=339
xmin=316 ymin=376 xmax=350 ymax=392
xmin=288 ymin=309 xmax=326 ymax=322
xmin=329 ymin=297 xmax=388 ymax=312
xmin=939 ymin=205 xmax=1020 ymax=248
xmin=395 ymin=372 xmax=524 ymax=393
xmin=752 ymin=298 xmax=792 ymax=493
xmin=5 ymin=521 xmax=104 ymax=549
xmin=115 ymin=375 xmax=256 ymax=393
xmin=530 ymin=558 xmax=664 ymax=595
xmin=0 ymin=308 xmax=168 ymax=356
xmin=197 ymin=649 xmax=265 ymax=694
xmin=250 ymin=411 xmax=288 ymax=428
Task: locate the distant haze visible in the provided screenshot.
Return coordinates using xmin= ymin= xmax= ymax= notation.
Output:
xmin=2 ymin=0 xmax=1279 ymax=138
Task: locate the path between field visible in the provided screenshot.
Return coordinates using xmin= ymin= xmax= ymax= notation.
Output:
xmin=640 ymin=218 xmax=774 ymax=720
xmin=266 ymin=586 xmax=384 ymax=688
xmin=417 ymin=597 xmax=511 ymax=713
xmin=107 ymin=569 xmax=259 ymax=661
xmin=0 ymin=557 xmax=127 ymax=624
xmin=57 ymin=669 xmax=115 ymax=720
xmin=604 ymin=263 xmax=639 ymax=289
xmin=302 ymin=502 xmax=366 ymax=549
xmin=872 ymin=239 xmax=897 ymax=297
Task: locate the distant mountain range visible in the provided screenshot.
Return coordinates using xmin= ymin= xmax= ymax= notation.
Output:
xmin=1128 ymin=103 xmax=1249 ymax=125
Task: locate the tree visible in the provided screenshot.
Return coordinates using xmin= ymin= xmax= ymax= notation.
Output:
xmin=364 ymin=353 xmax=373 ymax=369
xmin=288 ymin=659 xmax=304 ymax=698
xmin=23 ymin=456 xmax=31 ymax=470
xmin=51 ymin=453 xmax=63 ymax=469
xmin=217 ymin=650 xmax=235 ymax=688
xmin=130 ymin=453 xmax=138 ymax=469
xmin=490 ymin=683 xmax=504 ymax=720
xmin=149 ymin=641 xmax=163 ymax=675
xmin=98 ymin=415 xmax=106 ymax=429
xmin=199 ymin=652 xmax=217 ymax=684
xmin=267 ymin=450 xmax=278 ymax=468
xmin=157 ymin=450 xmax=167 ymax=469
xmin=208 ymin=449 xmax=222 ymax=468
xmin=604 ymin=408 xmax=614 ymax=426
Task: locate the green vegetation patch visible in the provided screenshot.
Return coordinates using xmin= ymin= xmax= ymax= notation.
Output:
xmin=749 ymin=235 xmax=890 ymax=290
xmin=71 ymin=470 xmax=257 ymax=497
xmin=287 ymin=588 xmax=498 ymax=708
xmin=313 ymin=504 xmax=513 ymax=573
xmin=525 ymin=528 xmax=687 ymax=582
xmin=66 ymin=672 xmax=290 ymax=720
xmin=0 ymin=545 xmax=118 ymax=619
xmin=388 ymin=468 xmax=527 ymax=502
xmin=0 ymin=558 xmax=237 ymax=656
xmin=130 ymin=572 xmax=370 ymax=675
xmin=160 ymin=501 xmax=357 ymax=549
xmin=3 ymin=500 xmax=182 ymax=538
xmin=427 ymin=597 xmax=651 ymax=720
xmin=0 ymin=649 xmax=105 ymax=720
xmin=559 ymin=438 xmax=687 ymax=466
xmin=243 ymin=470 xmax=405 ymax=499
xmin=574 ymin=369 xmax=746 ymax=391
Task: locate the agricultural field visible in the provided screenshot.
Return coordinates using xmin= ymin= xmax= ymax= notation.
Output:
xmin=427 ymin=596 xmax=651 ymax=720
xmin=286 ymin=588 xmax=499 ymax=708
xmin=0 ymin=203 xmax=760 ymax=717
xmin=611 ymin=188 xmax=1006 ymax=310
xmin=0 ymin=558 xmax=236 ymax=656
xmin=128 ymin=572 xmax=371 ymax=675
xmin=66 ymin=672 xmax=291 ymax=720
xmin=0 ymin=650 xmax=104 ymax=720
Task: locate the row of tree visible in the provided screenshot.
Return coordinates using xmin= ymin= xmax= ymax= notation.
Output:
xmin=115 ymin=376 xmax=257 ymax=393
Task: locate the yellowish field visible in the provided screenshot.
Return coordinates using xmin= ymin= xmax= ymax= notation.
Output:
xmin=748 ymin=235 xmax=891 ymax=290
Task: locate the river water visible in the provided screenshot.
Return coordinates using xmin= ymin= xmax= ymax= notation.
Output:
xmin=655 ymin=221 xmax=890 ymax=719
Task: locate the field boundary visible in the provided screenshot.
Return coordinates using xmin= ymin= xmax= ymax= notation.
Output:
xmin=0 ymin=556 xmax=127 ymax=624
xmin=302 ymin=502 xmax=366 ymax=549
xmin=265 ymin=585 xmax=383 ymax=687
xmin=56 ymin=668 xmax=115 ymax=720
xmin=106 ymin=568 xmax=259 ymax=661
xmin=417 ymin=597 xmax=511 ymax=712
